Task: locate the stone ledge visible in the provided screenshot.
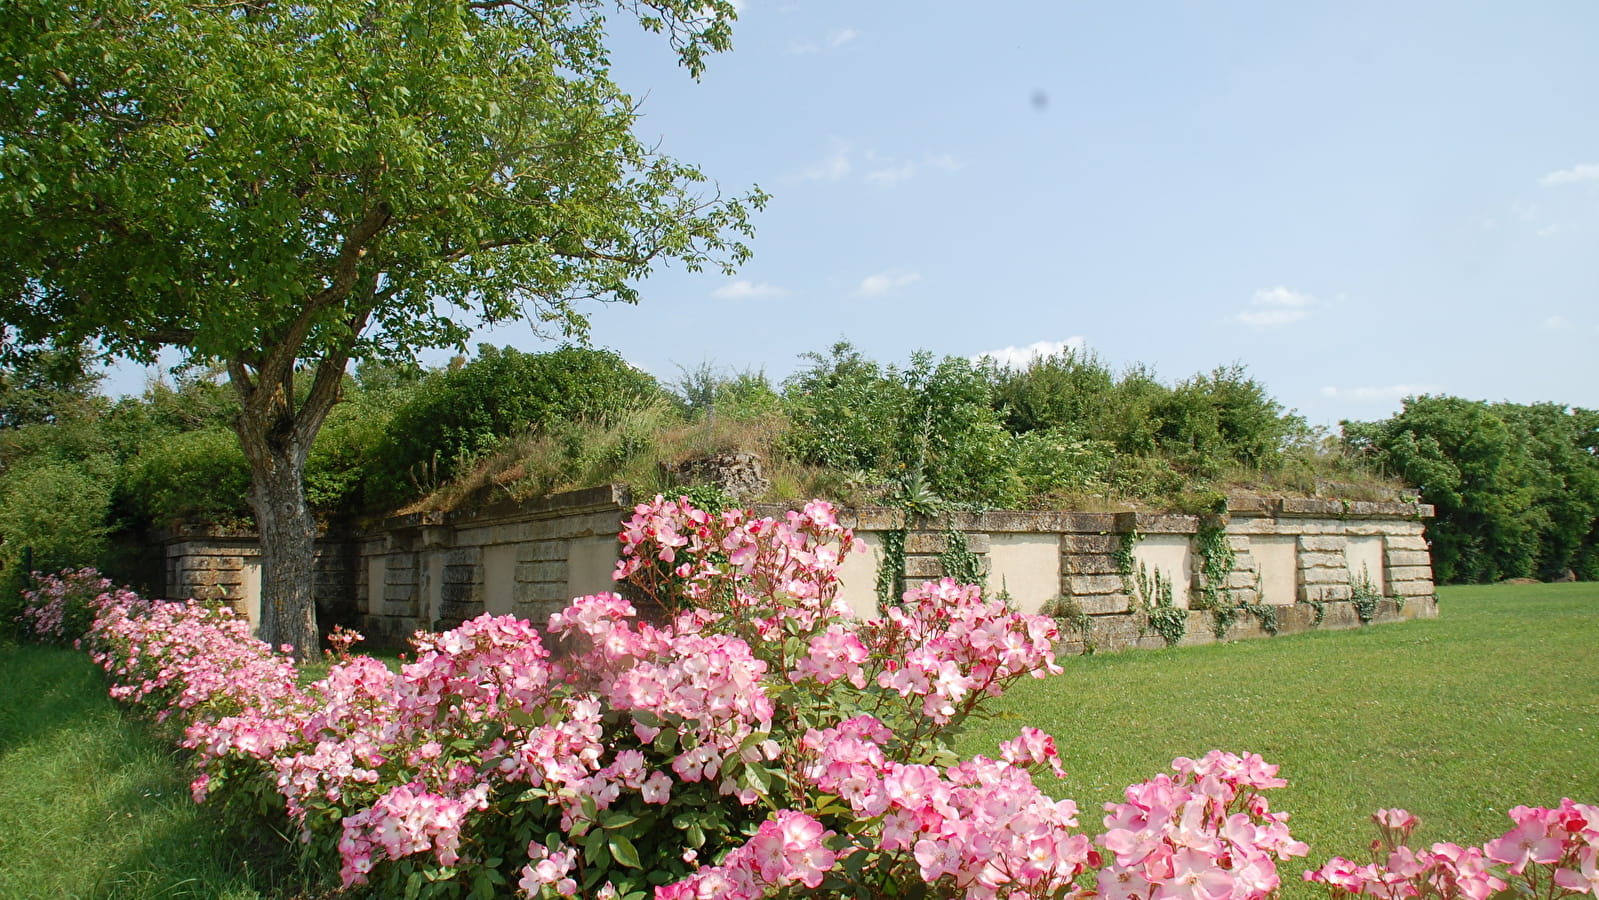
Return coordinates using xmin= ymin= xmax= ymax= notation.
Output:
xmin=903 ymin=532 xmax=992 ymax=554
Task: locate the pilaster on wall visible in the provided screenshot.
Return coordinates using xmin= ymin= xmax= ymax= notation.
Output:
xmin=1218 ymin=534 xmax=1262 ymax=607
xmin=1298 ymin=534 xmax=1353 ymax=602
xmin=900 ymin=529 xmax=991 ymax=593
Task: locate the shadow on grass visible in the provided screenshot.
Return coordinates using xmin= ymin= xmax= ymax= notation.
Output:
xmin=0 ymin=644 xmax=334 ymax=900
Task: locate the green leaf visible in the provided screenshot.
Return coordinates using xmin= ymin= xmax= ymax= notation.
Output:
xmin=609 ymin=833 xmax=643 ymax=869
xmin=600 ymin=811 xmax=640 ymax=830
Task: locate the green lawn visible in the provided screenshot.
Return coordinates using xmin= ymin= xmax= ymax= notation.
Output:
xmin=0 ymin=644 xmax=310 ymax=900
xmin=1 ymin=582 xmax=1594 ymax=898
xmin=961 ymin=582 xmax=1599 ymax=879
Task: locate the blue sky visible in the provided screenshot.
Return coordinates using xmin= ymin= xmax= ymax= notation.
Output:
xmin=108 ymin=2 xmax=1599 ymax=429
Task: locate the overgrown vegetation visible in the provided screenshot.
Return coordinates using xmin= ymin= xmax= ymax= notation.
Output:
xmin=6 ymin=339 xmax=1595 ymax=598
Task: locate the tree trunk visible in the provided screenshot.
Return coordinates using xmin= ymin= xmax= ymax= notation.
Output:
xmin=248 ymin=444 xmax=321 ymax=655
xmin=231 ymin=354 xmax=348 ymax=659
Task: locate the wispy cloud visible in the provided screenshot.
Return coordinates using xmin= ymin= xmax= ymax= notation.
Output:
xmin=788 ymin=27 xmax=859 ymax=55
xmin=1539 ymin=163 xmax=1599 ymax=186
xmin=971 ymin=337 xmax=1088 ymax=369
xmin=793 ymin=140 xmax=957 ymax=187
xmin=1320 ymin=384 xmax=1440 ymax=401
xmin=798 ymin=139 xmax=852 ymax=182
xmin=711 ymin=279 xmax=786 ymax=300
xmin=1238 ymin=286 xmax=1315 ymax=327
xmin=855 ymin=269 xmax=921 ymax=297
xmin=1544 ymin=315 xmax=1571 ymax=329
xmin=865 ymin=153 xmax=959 ymax=187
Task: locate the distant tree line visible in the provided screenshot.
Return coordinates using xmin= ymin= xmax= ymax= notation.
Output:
xmin=1344 ymin=398 xmax=1599 ymax=583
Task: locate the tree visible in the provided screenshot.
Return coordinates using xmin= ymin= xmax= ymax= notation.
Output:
xmin=0 ymin=1 xmax=763 ymax=654
xmin=0 ymin=336 xmax=104 ymax=430
xmin=1343 ymin=396 xmax=1541 ymax=583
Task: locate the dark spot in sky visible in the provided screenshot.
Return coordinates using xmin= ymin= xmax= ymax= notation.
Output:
xmin=1031 ymin=89 xmax=1049 ymax=111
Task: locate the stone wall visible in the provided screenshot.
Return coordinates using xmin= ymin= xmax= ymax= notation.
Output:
xmin=808 ymin=497 xmax=1437 ymax=654
xmin=165 ymin=490 xmax=1437 ymax=653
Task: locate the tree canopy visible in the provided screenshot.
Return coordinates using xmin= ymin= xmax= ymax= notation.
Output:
xmin=0 ymin=0 xmax=762 ymax=652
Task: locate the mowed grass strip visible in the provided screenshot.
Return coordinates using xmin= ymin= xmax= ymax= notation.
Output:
xmin=962 ymin=582 xmax=1599 ymax=880
xmin=0 ymin=643 xmax=282 ymax=900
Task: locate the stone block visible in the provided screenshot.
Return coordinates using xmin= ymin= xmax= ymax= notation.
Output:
xmin=182 ymin=570 xmax=223 ymax=587
xmin=181 ymin=556 xmax=244 ymax=572
xmin=443 ymin=563 xmax=479 ymax=585
xmin=514 ymin=581 xmax=564 ymax=605
xmin=516 ymin=561 xmax=567 ymax=585
xmin=1386 ymin=550 xmax=1432 ymax=567
xmin=1308 ymin=584 xmax=1353 ymax=602
xmin=1298 ymin=536 xmax=1347 ymax=552
xmin=1299 ymin=567 xmax=1349 ymax=586
xmin=1068 ymin=574 xmax=1125 ymax=596
xmin=1391 ymin=580 xmax=1436 ymax=597
xmin=1062 ymin=534 xmax=1119 ymax=554
xmin=1064 ymin=554 xmax=1120 ymax=576
xmin=1385 ymin=535 xmax=1430 ymax=551
xmin=902 ymin=555 xmax=990 ymax=579
xmin=1076 ymin=593 xmax=1131 ymax=615
xmin=383 ymin=598 xmax=419 ymax=617
xmin=841 ymin=508 xmax=903 ymax=531
xmin=1281 ymin=498 xmax=1347 ymax=517
xmin=1298 ymin=551 xmax=1347 ymax=569
xmin=1226 ymin=587 xmax=1262 ymax=606
xmin=516 ymin=540 xmax=568 ymax=563
xmin=384 ymin=568 xmax=417 ymax=587
xmin=1125 ymin=513 xmax=1199 ymax=534
xmin=444 ymin=548 xmax=480 ymax=567
xmin=1225 ymin=571 xmax=1257 ymax=590
xmin=1387 ymin=566 xmax=1433 ymax=583
xmin=386 ymin=553 xmax=415 ymax=570
xmin=903 ymin=532 xmax=991 ymax=554
xmin=441 ymin=581 xmax=477 ymax=603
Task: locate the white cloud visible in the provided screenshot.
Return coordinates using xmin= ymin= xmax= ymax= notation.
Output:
xmin=855 ymin=269 xmax=921 ymax=297
xmin=972 ymin=337 xmax=1088 ymax=369
xmin=1238 ymin=285 xmax=1315 ymax=327
xmin=793 ymin=141 xmax=956 ymax=187
xmin=1544 ymin=315 xmax=1571 ymax=329
xmin=798 ymin=139 xmax=852 ymax=182
xmin=1320 ymin=384 xmax=1441 ymax=401
xmin=1538 ymin=223 xmax=1563 ymax=238
xmin=787 ymin=27 xmax=859 ymax=55
xmin=865 ymin=153 xmax=959 ymax=187
xmin=1539 ymin=163 xmax=1599 ymax=186
xmin=711 ymin=279 xmax=786 ymax=300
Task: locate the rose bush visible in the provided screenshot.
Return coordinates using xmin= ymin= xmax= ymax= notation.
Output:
xmin=13 ymin=496 xmax=1597 ymax=900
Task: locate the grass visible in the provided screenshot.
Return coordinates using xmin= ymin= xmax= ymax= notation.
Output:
xmin=1 ymin=582 xmax=1593 ymax=898
xmin=0 ymin=643 xmax=313 ymax=900
xmin=959 ymin=581 xmax=1599 ymax=891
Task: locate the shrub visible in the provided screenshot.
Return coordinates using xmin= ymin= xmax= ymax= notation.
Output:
xmin=988 ymin=347 xmax=1116 ymax=438
xmin=783 ymin=344 xmax=1021 ymax=507
xmin=1151 ymin=364 xmax=1306 ymax=474
xmin=369 ymin=345 xmax=665 ymax=508
xmin=121 ymin=427 xmax=253 ymax=527
xmin=0 ymin=461 xmax=112 ymax=579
